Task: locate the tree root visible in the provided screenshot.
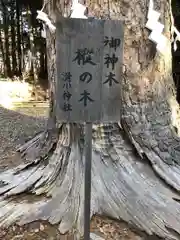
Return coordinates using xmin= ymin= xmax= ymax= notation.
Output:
xmin=0 ymin=124 xmax=180 ymax=239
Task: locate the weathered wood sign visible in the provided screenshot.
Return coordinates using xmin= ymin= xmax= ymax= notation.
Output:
xmin=55 ymin=18 xmax=124 ymax=123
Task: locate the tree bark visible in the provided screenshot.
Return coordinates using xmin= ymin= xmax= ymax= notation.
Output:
xmin=16 ymin=0 xmax=22 ymax=76
xmin=10 ymin=0 xmax=18 ymax=76
xmin=0 ymin=27 xmax=6 ymax=76
xmin=0 ymin=0 xmax=180 ymax=239
xmin=27 ymin=7 xmax=39 ymax=99
xmin=1 ymin=0 xmax=12 ymax=78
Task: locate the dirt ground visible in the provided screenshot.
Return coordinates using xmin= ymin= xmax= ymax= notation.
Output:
xmin=0 ymin=103 xmax=154 ymax=240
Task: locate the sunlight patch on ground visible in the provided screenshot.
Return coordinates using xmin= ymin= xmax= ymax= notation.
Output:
xmin=0 ymin=80 xmax=32 ymax=110
xmin=0 ymin=80 xmax=49 ymax=117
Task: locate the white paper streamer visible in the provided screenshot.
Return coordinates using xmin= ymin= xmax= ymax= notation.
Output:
xmin=173 ymin=26 xmax=180 ymax=51
xmin=146 ymin=0 xmax=168 ymax=54
xmin=36 ymin=0 xmax=87 ymax=38
xmin=70 ymin=0 xmax=87 ymax=18
xmin=147 ymin=0 xmax=153 ymax=19
xmin=37 ymin=10 xmax=56 ymax=33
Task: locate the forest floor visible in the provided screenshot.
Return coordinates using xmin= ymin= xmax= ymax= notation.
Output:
xmin=0 ymin=101 xmax=154 ymax=240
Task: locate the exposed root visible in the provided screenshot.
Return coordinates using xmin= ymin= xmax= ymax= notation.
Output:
xmin=16 ymin=127 xmax=59 ymax=165
xmin=0 ymin=124 xmax=180 ymax=239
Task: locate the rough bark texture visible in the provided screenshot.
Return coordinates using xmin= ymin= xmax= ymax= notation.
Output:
xmin=0 ymin=0 xmax=180 ymax=240
xmin=16 ymin=0 xmax=22 ymax=75
xmin=10 ymin=1 xmax=18 ymax=76
xmin=1 ymin=0 xmax=12 ymax=77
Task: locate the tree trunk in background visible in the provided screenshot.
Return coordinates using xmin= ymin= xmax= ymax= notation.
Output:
xmin=20 ymin=9 xmax=25 ymax=74
xmin=10 ymin=0 xmax=17 ymax=76
xmin=38 ymin=25 xmax=47 ymax=82
xmin=16 ymin=0 xmax=22 ymax=76
xmin=11 ymin=25 xmax=17 ymax=76
xmin=0 ymin=27 xmax=5 ymax=76
xmin=1 ymin=0 xmax=12 ymax=77
xmin=1 ymin=0 xmax=180 ymax=240
xmin=27 ymin=7 xmax=39 ymax=98
xmin=39 ymin=41 xmax=46 ymax=78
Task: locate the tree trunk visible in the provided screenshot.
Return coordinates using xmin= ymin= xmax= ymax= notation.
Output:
xmin=0 ymin=27 xmax=6 ymax=76
xmin=0 ymin=0 xmax=180 ymax=239
xmin=16 ymin=0 xmax=22 ymax=76
xmin=10 ymin=0 xmax=18 ymax=76
xmin=27 ymin=7 xmax=39 ymax=99
xmin=39 ymin=47 xmax=45 ymax=78
xmin=1 ymin=0 xmax=12 ymax=78
xmin=38 ymin=26 xmax=47 ymax=82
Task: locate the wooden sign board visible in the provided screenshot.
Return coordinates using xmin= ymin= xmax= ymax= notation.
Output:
xmin=55 ymin=18 xmax=124 ymax=123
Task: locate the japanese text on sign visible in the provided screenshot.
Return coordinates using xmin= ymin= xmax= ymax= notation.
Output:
xmin=56 ymin=18 xmax=124 ymax=122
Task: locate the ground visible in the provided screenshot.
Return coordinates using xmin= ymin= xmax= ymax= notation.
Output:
xmin=0 ymin=100 xmax=154 ymax=240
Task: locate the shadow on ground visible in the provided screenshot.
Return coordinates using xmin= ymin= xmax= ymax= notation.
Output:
xmin=0 ymin=105 xmax=47 ymax=168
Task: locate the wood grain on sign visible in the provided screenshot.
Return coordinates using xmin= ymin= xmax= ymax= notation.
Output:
xmin=55 ymin=18 xmax=124 ymax=123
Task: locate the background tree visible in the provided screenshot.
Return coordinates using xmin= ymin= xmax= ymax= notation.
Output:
xmin=0 ymin=0 xmax=48 ymax=91
xmin=1 ymin=0 xmax=12 ymax=77
xmin=16 ymin=0 xmax=22 ymax=75
xmin=0 ymin=0 xmax=180 ymax=240
xmin=10 ymin=0 xmax=18 ymax=75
